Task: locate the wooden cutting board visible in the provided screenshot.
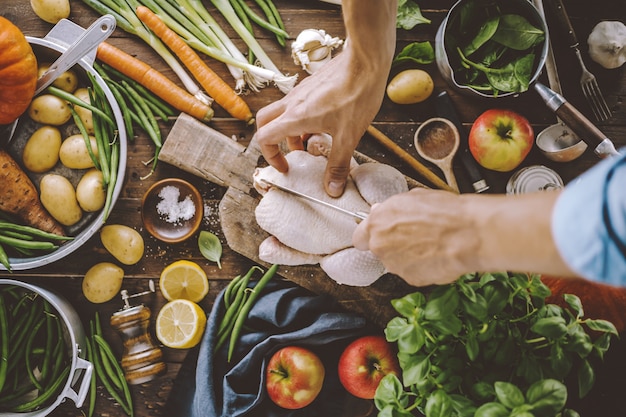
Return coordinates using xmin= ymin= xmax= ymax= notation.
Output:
xmin=159 ymin=113 xmax=420 ymax=327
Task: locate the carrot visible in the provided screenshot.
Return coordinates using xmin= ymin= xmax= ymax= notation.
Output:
xmin=96 ymin=42 xmax=214 ymax=122
xmin=136 ymin=6 xmax=254 ymax=124
xmin=0 ymin=149 xmax=64 ymax=236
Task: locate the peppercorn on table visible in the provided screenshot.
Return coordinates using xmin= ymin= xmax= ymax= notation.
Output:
xmin=1 ymin=0 xmax=626 ymax=416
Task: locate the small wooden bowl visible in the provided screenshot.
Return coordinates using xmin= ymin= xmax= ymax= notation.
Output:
xmin=141 ymin=178 xmax=203 ymax=243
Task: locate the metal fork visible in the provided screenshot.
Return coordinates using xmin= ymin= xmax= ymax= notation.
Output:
xmin=549 ymin=0 xmax=612 ymax=121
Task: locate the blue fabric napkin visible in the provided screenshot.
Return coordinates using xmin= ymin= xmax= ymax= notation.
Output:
xmin=165 ymin=279 xmax=376 ymax=417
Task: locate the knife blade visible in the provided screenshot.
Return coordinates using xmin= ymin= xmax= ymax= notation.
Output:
xmin=435 ymin=91 xmax=490 ymax=193
xmin=259 ymin=179 xmax=368 ymax=222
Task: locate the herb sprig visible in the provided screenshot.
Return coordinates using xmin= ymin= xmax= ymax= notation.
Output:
xmin=375 ymin=272 xmax=618 ymax=417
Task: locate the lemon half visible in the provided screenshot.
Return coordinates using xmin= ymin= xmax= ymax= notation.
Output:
xmin=156 ymin=299 xmax=207 ymax=349
xmin=159 ymin=260 xmax=209 ymax=302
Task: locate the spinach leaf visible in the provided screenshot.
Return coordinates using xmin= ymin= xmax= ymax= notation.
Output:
xmin=392 ymin=41 xmax=435 ymax=66
xmin=462 ymin=16 xmax=500 ymax=56
xmin=491 ymin=14 xmax=545 ymax=50
xmin=397 ymin=0 xmax=431 ymax=30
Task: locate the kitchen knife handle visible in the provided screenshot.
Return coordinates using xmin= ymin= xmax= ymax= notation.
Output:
xmin=555 ymin=101 xmax=619 ymax=158
xmin=548 ymin=0 xmax=580 ymax=48
xmin=435 ymin=91 xmax=489 ymax=193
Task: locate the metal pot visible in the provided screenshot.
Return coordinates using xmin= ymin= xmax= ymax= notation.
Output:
xmin=1 ymin=18 xmax=127 ymax=271
xmin=0 ymin=279 xmax=93 ymax=417
xmin=435 ymin=0 xmax=550 ymax=98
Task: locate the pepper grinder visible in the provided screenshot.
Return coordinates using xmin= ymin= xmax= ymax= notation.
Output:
xmin=110 ymin=280 xmax=167 ymax=385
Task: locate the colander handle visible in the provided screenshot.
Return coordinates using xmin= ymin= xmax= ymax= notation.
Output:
xmin=65 ymin=356 xmax=94 ymax=408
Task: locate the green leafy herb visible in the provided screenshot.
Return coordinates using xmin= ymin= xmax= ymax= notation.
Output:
xmin=445 ymin=0 xmax=545 ymax=95
xmin=397 ymin=0 xmax=431 ymax=30
xmin=392 ymin=41 xmax=435 ymax=67
xmin=198 ymin=230 xmax=222 ymax=269
xmin=375 ymin=272 xmax=618 ymax=417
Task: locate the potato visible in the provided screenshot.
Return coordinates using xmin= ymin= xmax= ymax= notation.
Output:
xmin=30 ymin=0 xmax=70 ymax=24
xmin=59 ymin=134 xmax=98 ymax=169
xmin=100 ymin=224 xmax=145 ymax=265
xmin=386 ymin=69 xmax=434 ymax=104
xmin=82 ymin=262 xmax=124 ymax=303
xmin=22 ymin=126 xmax=62 ymax=173
xmin=38 ymin=64 xmax=78 ymax=93
xmin=40 ymin=174 xmax=82 ymax=226
xmin=73 ymin=88 xmax=94 ymax=134
xmin=28 ymin=94 xmax=72 ymax=125
xmin=76 ymin=169 xmax=106 ymax=212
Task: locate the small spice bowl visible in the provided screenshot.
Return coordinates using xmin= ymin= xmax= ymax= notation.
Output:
xmin=141 ymin=178 xmax=203 ymax=243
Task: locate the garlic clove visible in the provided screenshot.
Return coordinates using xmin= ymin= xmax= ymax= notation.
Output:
xmin=291 ymin=28 xmax=343 ymax=74
xmin=587 ymin=21 xmax=626 ymax=69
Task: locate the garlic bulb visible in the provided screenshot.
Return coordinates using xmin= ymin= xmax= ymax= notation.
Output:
xmin=291 ymin=29 xmax=343 ymax=74
xmin=587 ymin=21 xmax=626 ymax=69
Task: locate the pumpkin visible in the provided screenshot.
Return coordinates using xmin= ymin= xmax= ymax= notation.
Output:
xmin=0 ymin=16 xmax=38 ymax=125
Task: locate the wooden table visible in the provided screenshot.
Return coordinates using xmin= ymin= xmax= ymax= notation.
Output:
xmin=2 ymin=0 xmax=625 ymax=416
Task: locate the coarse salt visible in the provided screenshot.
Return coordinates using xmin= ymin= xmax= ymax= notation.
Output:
xmin=156 ymin=185 xmax=196 ymax=224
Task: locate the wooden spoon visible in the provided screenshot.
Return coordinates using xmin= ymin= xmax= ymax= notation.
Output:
xmin=414 ymin=117 xmax=460 ymax=192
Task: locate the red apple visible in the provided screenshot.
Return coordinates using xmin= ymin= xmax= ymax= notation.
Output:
xmin=468 ymin=108 xmax=534 ymax=172
xmin=265 ymin=346 xmax=325 ymax=409
xmin=338 ymin=335 xmax=400 ymax=399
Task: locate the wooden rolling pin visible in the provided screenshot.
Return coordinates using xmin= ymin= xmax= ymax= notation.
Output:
xmin=366 ymin=125 xmax=458 ymax=193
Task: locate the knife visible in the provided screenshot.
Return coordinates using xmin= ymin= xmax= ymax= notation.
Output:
xmin=259 ymin=179 xmax=369 ymax=222
xmin=435 ymin=91 xmax=490 ymax=193
xmin=533 ymin=82 xmax=620 ymax=158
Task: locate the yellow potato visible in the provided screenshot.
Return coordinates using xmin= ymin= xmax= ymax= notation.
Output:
xmin=386 ymin=69 xmax=434 ymax=104
xmin=73 ymin=88 xmax=94 ymax=134
xmin=82 ymin=262 xmax=124 ymax=303
xmin=30 ymin=0 xmax=70 ymax=24
xmin=76 ymin=169 xmax=106 ymax=212
xmin=59 ymin=134 xmax=98 ymax=169
xmin=38 ymin=64 xmax=78 ymax=93
xmin=100 ymin=224 xmax=145 ymax=265
xmin=22 ymin=126 xmax=62 ymax=173
xmin=39 ymin=174 xmax=82 ymax=226
xmin=28 ymin=94 xmax=72 ymax=125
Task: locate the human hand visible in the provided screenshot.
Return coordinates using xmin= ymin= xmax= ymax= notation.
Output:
xmin=352 ymin=188 xmax=479 ymax=286
xmin=252 ymin=46 xmax=390 ymax=197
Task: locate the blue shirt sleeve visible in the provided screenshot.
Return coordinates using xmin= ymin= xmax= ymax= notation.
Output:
xmin=551 ymin=149 xmax=626 ymax=286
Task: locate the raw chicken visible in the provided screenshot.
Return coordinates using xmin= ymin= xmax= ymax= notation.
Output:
xmin=253 ymin=145 xmax=408 ymax=286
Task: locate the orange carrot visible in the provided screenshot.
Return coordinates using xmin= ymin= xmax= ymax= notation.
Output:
xmin=96 ymin=42 xmax=214 ymax=122
xmin=136 ymin=6 xmax=254 ymax=124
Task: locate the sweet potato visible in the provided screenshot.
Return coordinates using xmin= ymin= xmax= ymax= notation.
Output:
xmin=0 ymin=149 xmax=64 ymax=235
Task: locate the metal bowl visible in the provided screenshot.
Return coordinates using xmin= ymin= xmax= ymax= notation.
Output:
xmin=435 ymin=0 xmax=549 ymax=98
xmin=536 ymin=123 xmax=588 ymax=162
xmin=0 ymin=279 xmax=92 ymax=417
xmin=141 ymin=178 xmax=203 ymax=243
xmin=2 ymin=20 xmax=126 ymax=271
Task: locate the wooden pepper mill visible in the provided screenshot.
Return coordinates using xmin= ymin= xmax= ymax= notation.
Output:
xmin=110 ymin=281 xmax=167 ymax=385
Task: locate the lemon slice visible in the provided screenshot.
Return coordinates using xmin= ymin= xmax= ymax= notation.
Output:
xmin=159 ymin=260 xmax=209 ymax=302
xmin=156 ymin=299 xmax=207 ymax=349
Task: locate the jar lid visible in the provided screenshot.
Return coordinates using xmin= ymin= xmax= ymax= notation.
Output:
xmin=506 ymin=165 xmax=564 ymax=195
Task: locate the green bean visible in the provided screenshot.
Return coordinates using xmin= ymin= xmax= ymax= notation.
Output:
xmin=218 ymin=267 xmax=259 ymax=336
xmin=102 ymin=139 xmax=119 ymax=222
xmin=93 ymin=335 xmax=123 ymax=391
xmin=88 ymin=85 xmax=113 ymax=185
xmin=215 ymin=289 xmax=251 ymax=353
xmin=235 ymin=0 xmax=288 ymax=41
xmin=105 ymin=79 xmax=135 ymax=141
xmin=0 ymin=243 xmax=10 ymax=271
xmin=25 ymin=317 xmax=46 ymax=391
xmin=121 ymin=81 xmax=162 ymax=148
xmin=84 ymin=337 xmax=97 ymax=417
xmin=0 ymin=234 xmax=57 ymax=251
xmin=0 ymin=295 xmax=9 ymax=393
xmin=70 ymin=105 xmax=102 ymax=171
xmin=11 ymin=366 xmax=70 ymax=412
xmin=0 ymin=221 xmax=73 ymax=241
xmin=94 ymin=334 xmax=133 ymax=416
xmin=47 ymin=86 xmax=115 ymax=128
xmin=228 ymin=264 xmax=278 ymax=362
xmin=223 ymin=274 xmax=242 ymax=310
xmin=40 ymin=303 xmax=55 ymax=386
xmin=0 ymin=230 xmax=35 ymax=240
